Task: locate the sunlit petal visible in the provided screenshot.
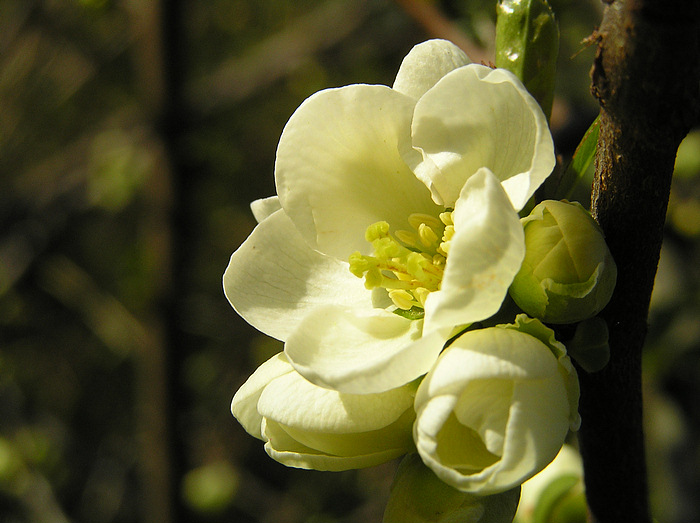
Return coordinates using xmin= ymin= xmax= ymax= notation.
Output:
xmin=424 ymin=168 xmax=525 ymax=332
xmin=410 ymin=65 xmax=555 ymax=210
xmin=275 ymin=84 xmax=440 ymax=259
xmin=230 ymin=353 xmax=294 ymax=440
xmin=393 ymin=39 xmax=471 ymax=100
xmin=285 ymin=305 xmax=448 ymax=393
xmin=223 ymin=210 xmax=372 ymax=341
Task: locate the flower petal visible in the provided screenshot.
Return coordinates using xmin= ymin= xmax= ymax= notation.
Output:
xmin=424 ymin=168 xmax=525 ymax=332
xmin=263 ymin=419 xmax=411 ymax=471
xmin=275 ymin=84 xmax=440 ymax=259
xmin=416 ymin=329 xmax=562 ymax=401
xmin=223 ymin=209 xmax=373 ymax=341
xmin=258 ymin=371 xmax=416 ymax=471
xmin=486 ymin=376 xmax=570 ymax=489
xmin=250 ymin=196 xmax=281 ymax=223
xmin=257 ymin=369 xmax=415 ymax=433
xmin=284 ymin=305 xmax=448 ymax=394
xmin=230 ymin=352 xmax=294 ymax=440
xmin=409 ymin=65 xmax=555 ymax=210
xmin=392 ymin=39 xmax=471 ymax=100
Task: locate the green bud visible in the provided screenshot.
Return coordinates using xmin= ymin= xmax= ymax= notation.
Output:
xmin=495 ymin=0 xmax=559 ymax=119
xmin=509 ymin=200 xmax=617 ymax=324
xmin=516 ymin=445 xmax=586 ymax=523
xmin=383 ymin=453 xmax=520 ymax=523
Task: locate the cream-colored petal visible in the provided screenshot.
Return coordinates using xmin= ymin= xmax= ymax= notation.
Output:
xmin=250 ymin=196 xmax=280 ymax=223
xmin=275 ymin=84 xmax=440 ymax=259
xmin=276 ymin=410 xmax=414 ymax=457
xmin=393 ymin=39 xmax=471 ymax=100
xmin=284 ymin=305 xmax=448 ymax=394
xmin=257 ymin=373 xmax=416 ymax=471
xmin=474 ymin=377 xmax=569 ymax=491
xmin=416 ymin=328 xmax=560 ymax=403
xmin=410 ymin=65 xmax=555 ymax=210
xmin=230 ymin=353 xmax=294 ymax=440
xmin=223 ymin=209 xmax=373 ymax=341
xmin=454 ymin=380 xmax=513 ymax=456
xmin=424 ymin=169 xmax=525 ymax=332
xmin=263 ymin=419 xmax=409 ymax=471
xmin=257 ymin=370 xmax=415 ymax=433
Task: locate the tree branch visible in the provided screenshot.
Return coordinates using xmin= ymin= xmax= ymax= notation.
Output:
xmin=579 ymin=1 xmax=700 ymax=522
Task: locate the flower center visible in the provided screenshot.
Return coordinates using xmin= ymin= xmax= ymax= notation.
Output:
xmin=349 ymin=211 xmax=454 ymax=312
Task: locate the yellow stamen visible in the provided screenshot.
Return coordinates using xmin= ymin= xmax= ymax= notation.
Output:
xmin=348 ymin=210 xmax=455 ymax=315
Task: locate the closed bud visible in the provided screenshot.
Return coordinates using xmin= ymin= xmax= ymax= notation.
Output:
xmin=509 ymin=200 xmax=617 ymax=324
xmin=495 ymin=0 xmax=559 ymax=119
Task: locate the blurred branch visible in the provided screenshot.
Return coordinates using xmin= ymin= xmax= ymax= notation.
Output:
xmin=392 ymin=0 xmax=492 ymax=63
xmin=125 ymin=1 xmax=180 ymax=523
xmin=579 ymin=1 xmax=700 ymax=522
xmin=37 ymin=255 xmax=151 ymax=357
xmin=188 ymin=0 xmax=371 ymax=112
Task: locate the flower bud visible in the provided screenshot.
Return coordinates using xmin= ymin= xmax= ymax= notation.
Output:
xmin=413 ymin=317 xmax=579 ymax=494
xmin=509 ymin=200 xmax=617 ymax=324
xmin=495 ymin=0 xmax=559 ymax=119
xmin=231 ymin=353 xmax=416 ymax=471
xmin=515 ymin=445 xmax=586 ymax=523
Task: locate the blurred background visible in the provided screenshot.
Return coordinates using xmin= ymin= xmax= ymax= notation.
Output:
xmin=1 ymin=1 xmax=699 ymax=522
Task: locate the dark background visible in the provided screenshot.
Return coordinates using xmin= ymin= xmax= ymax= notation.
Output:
xmin=1 ymin=1 xmax=698 ymax=522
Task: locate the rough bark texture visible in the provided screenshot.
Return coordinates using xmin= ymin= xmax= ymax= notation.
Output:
xmin=580 ymin=1 xmax=700 ymax=522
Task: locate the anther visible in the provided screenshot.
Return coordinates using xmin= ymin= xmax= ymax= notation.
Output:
xmin=418 ymin=223 xmax=439 ymax=247
xmin=394 ymin=230 xmax=421 ymax=250
xmin=439 ymin=211 xmax=454 ymax=226
xmin=389 ymin=289 xmax=416 ymax=310
xmin=408 ymin=213 xmax=442 ymax=231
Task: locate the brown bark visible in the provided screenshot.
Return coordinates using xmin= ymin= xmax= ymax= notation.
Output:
xmin=579 ymin=1 xmax=700 ymax=522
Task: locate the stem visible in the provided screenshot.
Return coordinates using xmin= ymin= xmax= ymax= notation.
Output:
xmin=579 ymin=1 xmax=699 ymax=522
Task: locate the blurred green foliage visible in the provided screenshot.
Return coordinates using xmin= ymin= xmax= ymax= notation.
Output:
xmin=0 ymin=1 xmax=698 ymax=522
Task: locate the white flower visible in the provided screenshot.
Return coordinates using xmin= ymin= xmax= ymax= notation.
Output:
xmin=413 ymin=316 xmax=580 ymax=494
xmin=231 ymin=353 xmax=416 ymax=471
xmin=224 ymin=39 xmax=555 ymax=397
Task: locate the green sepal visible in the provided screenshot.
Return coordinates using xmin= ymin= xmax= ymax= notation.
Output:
xmin=393 ymin=306 xmax=425 ymax=321
xmin=495 ymin=0 xmax=559 ymax=120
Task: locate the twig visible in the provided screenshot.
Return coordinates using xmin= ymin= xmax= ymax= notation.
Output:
xmin=392 ymin=0 xmax=492 ymax=63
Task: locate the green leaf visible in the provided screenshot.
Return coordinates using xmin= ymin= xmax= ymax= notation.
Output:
xmin=557 ymin=116 xmax=600 ymax=200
